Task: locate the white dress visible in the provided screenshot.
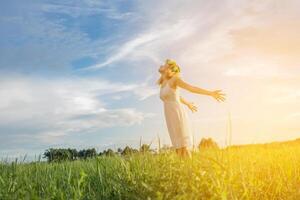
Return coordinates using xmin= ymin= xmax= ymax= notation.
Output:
xmin=160 ymin=79 xmax=193 ymax=149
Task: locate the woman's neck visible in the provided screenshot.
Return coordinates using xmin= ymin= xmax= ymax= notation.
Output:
xmin=163 ymin=74 xmax=171 ymax=81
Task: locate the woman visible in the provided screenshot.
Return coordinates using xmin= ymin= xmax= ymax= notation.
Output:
xmin=157 ymin=59 xmax=226 ymax=159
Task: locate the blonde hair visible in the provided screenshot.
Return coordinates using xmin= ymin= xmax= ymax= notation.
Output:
xmin=156 ymin=59 xmax=181 ymax=86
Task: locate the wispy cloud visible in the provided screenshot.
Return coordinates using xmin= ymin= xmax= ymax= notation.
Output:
xmin=41 ymin=1 xmax=133 ymax=19
xmin=80 ymin=17 xmax=197 ymax=70
xmin=0 ymin=75 xmax=155 ymax=148
xmin=0 ymin=0 xmax=133 ymax=73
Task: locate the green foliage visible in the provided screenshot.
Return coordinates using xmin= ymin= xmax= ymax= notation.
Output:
xmin=1 ymin=145 xmax=300 ymax=199
xmin=198 ymin=137 xmax=219 ymax=150
xmin=120 ymin=146 xmax=139 ymax=156
xmin=77 ymin=148 xmax=97 ymax=160
xmin=139 ymin=144 xmax=152 ymax=153
xmin=99 ymin=148 xmax=116 ymax=157
xmin=43 ymin=144 xmax=157 ymax=162
xmin=43 ymin=148 xmax=78 ymax=163
xmin=43 ymin=148 xmax=96 ymax=162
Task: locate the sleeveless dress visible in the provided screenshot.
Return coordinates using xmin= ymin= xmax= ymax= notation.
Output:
xmin=160 ymin=79 xmax=193 ymax=149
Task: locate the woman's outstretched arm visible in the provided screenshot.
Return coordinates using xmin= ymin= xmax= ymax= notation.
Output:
xmin=179 ymin=96 xmax=189 ymax=106
xmin=175 ymin=76 xmax=226 ymax=102
xmin=180 ymin=96 xmax=198 ymax=112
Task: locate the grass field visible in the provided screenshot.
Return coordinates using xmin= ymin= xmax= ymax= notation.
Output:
xmin=1 ymin=144 xmax=300 ymax=200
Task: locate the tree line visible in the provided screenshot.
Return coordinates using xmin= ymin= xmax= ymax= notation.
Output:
xmin=43 ymin=138 xmax=219 ymax=162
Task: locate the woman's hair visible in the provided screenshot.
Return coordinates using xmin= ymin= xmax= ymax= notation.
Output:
xmin=156 ymin=59 xmax=181 ymax=86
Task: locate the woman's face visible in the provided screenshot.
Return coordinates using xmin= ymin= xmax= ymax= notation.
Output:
xmin=158 ymin=62 xmax=176 ymax=78
xmin=165 ymin=66 xmax=176 ymax=78
xmin=158 ymin=63 xmax=169 ymax=74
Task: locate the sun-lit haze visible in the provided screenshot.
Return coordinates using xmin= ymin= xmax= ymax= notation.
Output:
xmin=1 ymin=0 xmax=299 ymax=159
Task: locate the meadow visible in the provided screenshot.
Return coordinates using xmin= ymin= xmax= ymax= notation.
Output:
xmin=1 ymin=143 xmax=300 ymax=200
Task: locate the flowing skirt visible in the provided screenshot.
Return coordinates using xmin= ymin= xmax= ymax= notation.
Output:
xmin=163 ymin=101 xmax=193 ymax=149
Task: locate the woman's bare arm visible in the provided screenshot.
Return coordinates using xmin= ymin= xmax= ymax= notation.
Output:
xmin=175 ymin=76 xmax=212 ymax=95
xmin=179 ymin=96 xmax=198 ymax=112
xmin=174 ymin=76 xmax=226 ymax=102
xmin=179 ymin=96 xmax=189 ymax=106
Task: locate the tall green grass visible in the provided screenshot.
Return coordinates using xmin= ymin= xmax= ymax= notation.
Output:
xmin=1 ymin=145 xmax=300 ymax=199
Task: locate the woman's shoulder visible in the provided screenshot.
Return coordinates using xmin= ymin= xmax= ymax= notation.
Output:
xmin=169 ymin=75 xmax=181 ymax=88
xmin=170 ymin=75 xmax=181 ymax=84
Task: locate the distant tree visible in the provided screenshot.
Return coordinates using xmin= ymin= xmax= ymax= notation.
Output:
xmin=108 ymin=148 xmax=116 ymax=156
xmin=198 ymin=138 xmax=219 ymax=150
xmin=67 ymin=148 xmax=78 ymax=160
xmin=78 ymin=148 xmax=97 ymax=159
xmin=121 ymin=146 xmax=138 ymax=156
xmin=117 ymin=147 xmax=123 ymax=154
xmin=78 ymin=149 xmax=85 ymax=159
xmin=87 ymin=148 xmax=97 ymax=157
xmin=43 ymin=148 xmax=73 ymax=162
xmin=43 ymin=148 xmax=53 ymax=162
xmin=139 ymin=144 xmax=156 ymax=154
xmin=139 ymin=144 xmax=150 ymax=153
xmin=103 ymin=148 xmax=116 ymax=156
xmin=43 ymin=143 xmax=160 ymax=162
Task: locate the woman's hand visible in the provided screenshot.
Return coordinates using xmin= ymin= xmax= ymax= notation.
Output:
xmin=210 ymin=90 xmax=226 ymax=102
xmin=187 ymin=102 xmax=198 ymax=113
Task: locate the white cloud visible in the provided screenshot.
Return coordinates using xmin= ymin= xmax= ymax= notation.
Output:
xmin=41 ymin=1 xmax=133 ymax=19
xmin=131 ymin=75 xmax=159 ymax=101
xmin=0 ymin=75 xmax=156 ymax=145
xmin=81 ymin=16 xmax=197 ymax=70
xmin=34 ymin=108 xmax=148 ymax=144
xmin=0 ymin=0 xmax=131 ymax=72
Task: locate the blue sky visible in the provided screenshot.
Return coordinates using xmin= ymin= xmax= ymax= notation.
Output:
xmin=1 ymin=0 xmax=300 ymax=160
